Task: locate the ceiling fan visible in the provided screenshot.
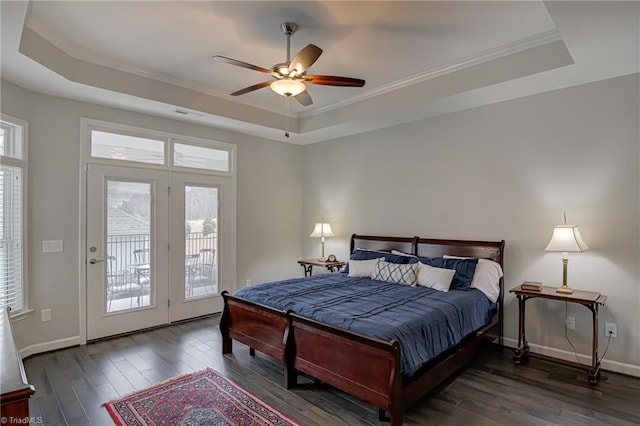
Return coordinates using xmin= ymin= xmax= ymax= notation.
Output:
xmin=212 ymin=22 xmax=365 ymax=106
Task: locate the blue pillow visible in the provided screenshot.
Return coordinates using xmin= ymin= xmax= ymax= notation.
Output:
xmin=418 ymin=257 xmax=478 ymax=290
xmin=343 ymin=249 xmax=416 ymax=273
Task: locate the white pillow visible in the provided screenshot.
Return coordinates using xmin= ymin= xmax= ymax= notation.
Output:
xmin=348 ymin=257 xmax=384 ymax=278
xmin=443 ymin=255 xmax=503 ymax=302
xmin=372 ymin=259 xmax=417 ymax=286
xmin=416 ymin=262 xmax=455 ymax=292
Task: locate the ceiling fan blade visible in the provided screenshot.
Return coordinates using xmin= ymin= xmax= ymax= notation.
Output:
xmin=288 ymin=44 xmax=323 ymax=76
xmin=212 ymin=55 xmax=271 ymax=74
xmin=304 ymin=75 xmax=365 ymax=87
xmin=230 ymin=81 xmax=272 ymax=96
xmin=294 ymin=90 xmax=313 ymax=106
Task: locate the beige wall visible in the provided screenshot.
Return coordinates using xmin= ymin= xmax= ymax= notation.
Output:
xmin=302 ymin=74 xmax=640 ymax=375
xmin=1 ymin=80 xmax=303 ymax=351
xmin=3 ymin=73 xmax=639 ymax=376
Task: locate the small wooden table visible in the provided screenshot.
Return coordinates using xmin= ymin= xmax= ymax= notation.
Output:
xmin=510 ymin=285 xmax=607 ymax=384
xmin=297 ymin=259 xmax=345 ymax=277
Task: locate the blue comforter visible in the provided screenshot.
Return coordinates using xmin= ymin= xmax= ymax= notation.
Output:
xmin=235 ymin=274 xmax=495 ymax=377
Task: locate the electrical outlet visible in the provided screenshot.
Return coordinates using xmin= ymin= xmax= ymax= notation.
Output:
xmin=245 ymin=279 xmax=251 ymax=287
xmin=41 ymin=308 xmax=51 ymax=322
xmin=566 ymin=316 xmax=576 ymax=330
xmin=605 ymin=322 xmax=617 ymax=338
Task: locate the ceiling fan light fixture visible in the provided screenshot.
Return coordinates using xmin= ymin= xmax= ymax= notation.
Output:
xmin=270 ymin=78 xmax=306 ymax=97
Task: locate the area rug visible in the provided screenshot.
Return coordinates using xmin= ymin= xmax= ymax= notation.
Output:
xmin=104 ymin=367 xmax=300 ymax=426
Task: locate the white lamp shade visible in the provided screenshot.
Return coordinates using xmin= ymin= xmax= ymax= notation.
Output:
xmin=545 ymin=225 xmax=589 ymax=252
xmin=309 ymin=223 xmax=335 ymax=238
xmin=270 ymin=79 xmax=306 ymax=96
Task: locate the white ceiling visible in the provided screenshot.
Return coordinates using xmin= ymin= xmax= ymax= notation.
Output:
xmin=1 ymin=1 xmax=638 ymax=144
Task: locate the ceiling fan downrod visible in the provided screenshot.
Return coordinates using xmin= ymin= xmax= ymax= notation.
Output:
xmin=281 ymin=22 xmax=297 ymax=64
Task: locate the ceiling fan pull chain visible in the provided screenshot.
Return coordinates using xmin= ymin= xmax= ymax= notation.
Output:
xmin=285 ymin=97 xmax=290 ymax=138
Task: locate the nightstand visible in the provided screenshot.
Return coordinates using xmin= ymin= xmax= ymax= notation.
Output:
xmin=297 ymin=259 xmax=345 ymax=277
xmin=510 ymin=284 xmax=607 ymax=384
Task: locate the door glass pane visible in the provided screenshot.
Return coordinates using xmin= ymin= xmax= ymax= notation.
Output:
xmin=106 ymin=180 xmax=152 ymax=312
xmin=184 ymin=185 xmax=218 ymax=299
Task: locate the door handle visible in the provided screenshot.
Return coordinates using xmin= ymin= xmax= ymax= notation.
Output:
xmin=89 ymin=258 xmax=104 ymax=264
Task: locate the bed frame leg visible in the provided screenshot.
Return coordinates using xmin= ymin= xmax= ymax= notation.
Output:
xmin=220 ymin=291 xmax=232 ymax=354
xmin=377 ymin=407 xmax=402 ymax=425
xmin=378 ymin=408 xmax=388 ymax=421
xmin=390 ymin=412 xmax=403 ymax=426
xmin=249 ymin=348 xmax=256 ymax=356
xmin=388 ymin=401 xmax=403 ymax=426
xmin=282 ymin=312 xmax=297 ymax=389
xmin=222 ymin=337 xmax=232 ymax=354
xmin=284 ymin=366 xmax=297 ymax=389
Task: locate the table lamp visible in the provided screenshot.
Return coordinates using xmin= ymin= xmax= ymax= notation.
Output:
xmin=309 ymin=222 xmax=335 ymax=261
xmin=545 ymin=216 xmax=589 ymax=294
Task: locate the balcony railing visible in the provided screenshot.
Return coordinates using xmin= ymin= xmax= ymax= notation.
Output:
xmin=105 ymin=232 xmax=217 ymax=311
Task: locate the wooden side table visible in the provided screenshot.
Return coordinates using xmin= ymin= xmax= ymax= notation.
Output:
xmin=510 ymin=284 xmax=607 ymax=384
xmin=297 ymin=259 xmax=345 ymax=277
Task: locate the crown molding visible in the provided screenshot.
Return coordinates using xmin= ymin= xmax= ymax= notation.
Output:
xmin=300 ymin=29 xmax=563 ymax=119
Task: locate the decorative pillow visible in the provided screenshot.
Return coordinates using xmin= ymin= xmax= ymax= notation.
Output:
xmin=342 ymin=249 xmax=386 ymax=273
xmin=351 ymin=248 xmax=388 ymax=260
xmin=385 ymin=253 xmax=418 ymax=264
xmin=347 ymin=257 xmax=384 ymax=278
xmin=416 ymin=263 xmax=456 ymax=292
xmin=372 ymin=259 xmax=417 ymax=286
xmin=343 ymin=248 xmax=416 ymax=273
xmin=443 ymin=255 xmax=503 ymax=302
xmin=419 ymin=257 xmax=478 ymax=290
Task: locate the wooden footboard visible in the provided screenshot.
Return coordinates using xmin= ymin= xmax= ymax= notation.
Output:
xmin=220 ymin=291 xmax=289 ymax=365
xmin=288 ymin=314 xmax=404 ymax=425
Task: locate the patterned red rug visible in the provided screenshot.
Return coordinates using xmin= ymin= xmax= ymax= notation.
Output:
xmin=104 ymin=368 xmax=300 ymax=425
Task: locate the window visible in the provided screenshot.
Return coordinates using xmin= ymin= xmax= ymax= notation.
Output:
xmin=173 ymin=142 xmax=230 ymax=172
xmin=90 ymin=130 xmax=164 ymax=165
xmin=0 ymin=115 xmax=27 ymax=313
xmin=85 ymin=120 xmax=235 ymax=176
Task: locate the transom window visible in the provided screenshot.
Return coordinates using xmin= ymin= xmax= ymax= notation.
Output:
xmin=85 ymin=120 xmax=234 ymax=175
xmin=91 ymin=130 xmax=164 ymax=165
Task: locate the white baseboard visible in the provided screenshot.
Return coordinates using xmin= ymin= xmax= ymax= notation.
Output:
xmin=503 ymin=337 xmax=640 ymax=378
xmin=19 ymin=335 xmax=83 ymax=359
xmin=18 ymin=335 xmax=640 ymax=379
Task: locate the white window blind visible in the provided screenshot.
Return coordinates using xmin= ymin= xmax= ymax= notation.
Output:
xmin=0 ymin=165 xmax=23 ymax=311
xmin=0 ymin=115 xmax=26 ymax=314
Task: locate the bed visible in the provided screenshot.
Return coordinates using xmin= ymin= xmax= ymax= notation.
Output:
xmin=220 ymin=234 xmax=505 ymax=426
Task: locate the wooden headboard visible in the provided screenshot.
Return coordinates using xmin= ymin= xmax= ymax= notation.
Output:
xmin=415 ymin=238 xmax=504 ymax=266
xmin=350 ymin=234 xmax=416 ymax=255
xmin=350 ymin=234 xmax=505 ymax=267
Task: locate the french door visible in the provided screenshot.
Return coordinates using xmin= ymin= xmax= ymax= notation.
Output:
xmin=169 ymin=172 xmax=224 ymax=322
xmin=86 ymin=165 xmax=226 ymax=340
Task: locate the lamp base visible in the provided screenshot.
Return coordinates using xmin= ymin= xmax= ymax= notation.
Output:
xmin=317 ymin=257 xmax=327 ymax=262
xmin=556 ymin=285 xmax=573 ymax=294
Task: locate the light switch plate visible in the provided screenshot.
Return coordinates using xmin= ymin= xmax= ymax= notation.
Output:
xmin=41 ymin=309 xmax=51 ymax=322
xmin=43 ymin=240 xmax=63 ymax=253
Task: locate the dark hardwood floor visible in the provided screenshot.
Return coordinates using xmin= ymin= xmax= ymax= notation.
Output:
xmin=23 ymin=315 xmax=640 ymax=425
